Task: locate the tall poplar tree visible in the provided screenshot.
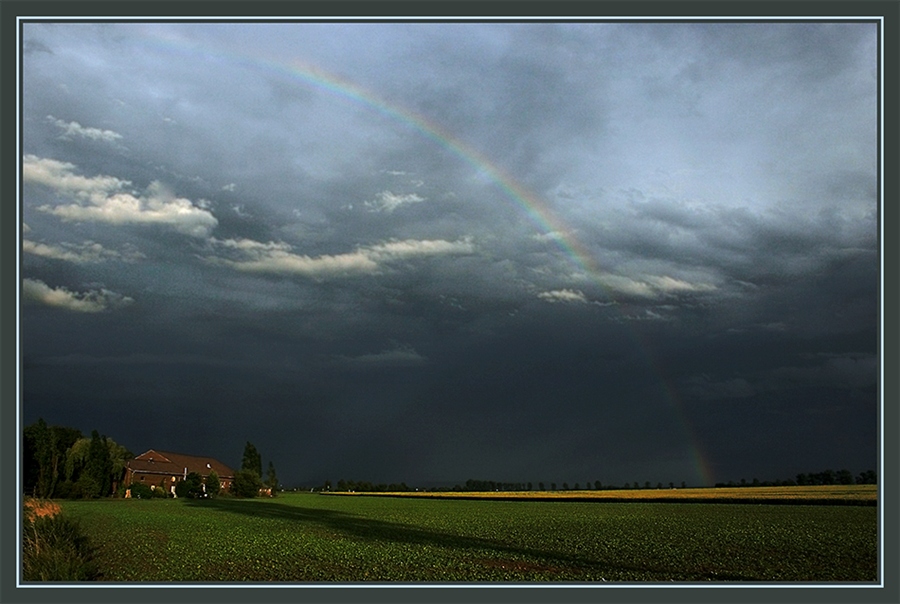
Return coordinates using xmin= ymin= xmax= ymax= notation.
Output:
xmin=83 ymin=430 xmax=113 ymax=498
xmin=241 ymin=441 xmax=262 ymax=477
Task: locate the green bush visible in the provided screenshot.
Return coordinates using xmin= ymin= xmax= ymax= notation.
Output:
xmin=205 ymin=470 xmax=220 ymax=498
xmin=54 ymin=481 xmax=75 ymax=499
xmin=128 ymin=482 xmax=154 ymax=499
xmin=231 ymin=469 xmax=263 ymax=498
xmin=175 ymin=472 xmax=205 ymax=498
xmin=22 ymin=507 xmax=100 ymax=581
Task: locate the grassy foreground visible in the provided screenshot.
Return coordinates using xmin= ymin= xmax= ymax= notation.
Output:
xmin=55 ymin=490 xmax=877 ymax=582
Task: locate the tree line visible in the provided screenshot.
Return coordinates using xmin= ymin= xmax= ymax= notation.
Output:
xmin=448 ymin=479 xmax=691 ymax=492
xmin=315 ymin=479 xmax=413 ymax=493
xmin=23 ymin=419 xmax=278 ymax=499
xmin=442 ymin=471 xmax=878 ymax=493
xmin=714 ymin=469 xmax=878 ymax=488
xmin=309 ymin=469 xmax=879 ymax=494
xmin=23 ymin=419 xmax=130 ymax=499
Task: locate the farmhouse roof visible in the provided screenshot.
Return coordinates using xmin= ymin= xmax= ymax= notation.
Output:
xmin=127 ymin=449 xmax=235 ymax=479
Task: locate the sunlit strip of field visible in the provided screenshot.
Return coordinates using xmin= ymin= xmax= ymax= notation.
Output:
xmin=325 ymin=484 xmax=877 ymax=504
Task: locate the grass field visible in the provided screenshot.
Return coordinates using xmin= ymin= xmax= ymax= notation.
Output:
xmin=54 ymin=489 xmax=878 ymax=582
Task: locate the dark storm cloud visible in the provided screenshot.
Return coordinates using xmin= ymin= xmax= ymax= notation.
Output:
xmin=20 ymin=20 xmax=879 ymax=487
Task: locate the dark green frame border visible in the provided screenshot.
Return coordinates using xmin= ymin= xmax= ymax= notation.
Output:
xmin=2 ymin=2 xmax=897 ymax=603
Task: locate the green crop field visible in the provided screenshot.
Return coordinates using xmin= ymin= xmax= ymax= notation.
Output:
xmin=56 ymin=492 xmax=877 ymax=582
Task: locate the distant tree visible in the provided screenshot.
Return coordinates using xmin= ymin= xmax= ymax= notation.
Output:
xmin=538 ymin=482 xmax=545 ymax=491
xmin=25 ymin=419 xmax=50 ymax=497
xmin=26 ymin=419 xmax=57 ymax=498
xmin=837 ymin=469 xmax=854 ymax=485
xmin=65 ymin=434 xmax=130 ymax=498
xmin=241 ymin=442 xmax=262 ymax=478
xmin=562 ymin=482 xmax=569 ymax=490
xmin=64 ymin=438 xmax=90 ymax=483
xmin=856 ymin=470 xmax=877 ymax=485
xmin=681 ymin=481 xmax=686 ymax=488
xmin=102 ymin=438 xmax=131 ymax=494
xmin=669 ymin=482 xmax=675 ymax=489
xmin=206 ymin=470 xmax=221 ymax=498
xmin=574 ymin=483 xmax=580 ymax=490
xmin=23 ymin=419 xmax=82 ymax=498
xmin=266 ymin=461 xmax=278 ymax=497
xmin=550 ymin=483 xmax=556 ymax=491
xmin=633 ymin=482 xmax=640 ymax=489
xmin=81 ymin=431 xmax=113 ymax=498
xmin=657 ymin=482 xmax=663 ymax=489
xmin=594 ymin=481 xmax=602 ymax=490
xmin=643 ymin=481 xmax=650 ymax=489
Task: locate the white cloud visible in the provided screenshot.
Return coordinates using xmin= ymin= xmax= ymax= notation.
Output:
xmin=46 ymin=115 xmax=123 ymax=143
xmin=337 ymin=343 xmax=427 ymax=368
xmin=24 ymin=156 xmax=218 ymax=237
xmin=222 ymin=183 xmax=236 ymax=192
xmin=597 ymin=274 xmax=656 ymax=298
xmin=22 ymin=278 xmax=133 ymax=312
xmin=205 ymin=237 xmax=474 ymax=279
xmin=364 ymin=191 xmax=425 ymax=213
xmin=22 ymin=238 xmax=144 ymax=264
xmin=532 ymin=230 xmax=570 ymax=244
xmin=597 ymin=273 xmax=716 ymax=299
xmin=537 ymin=288 xmax=588 ymax=304
xmin=644 ymin=275 xmax=717 ymax=294
xmin=205 ymin=238 xmax=378 ymax=277
xmin=364 ymin=237 xmax=474 ymax=260
xmin=619 ymin=308 xmax=672 ymax=322
xmin=23 ymin=155 xmax=127 ymax=198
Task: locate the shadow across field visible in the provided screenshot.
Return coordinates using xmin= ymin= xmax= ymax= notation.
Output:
xmin=182 ymin=497 xmax=755 ymax=581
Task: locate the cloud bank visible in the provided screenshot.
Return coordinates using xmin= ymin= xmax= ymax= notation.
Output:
xmin=22 ymin=279 xmax=134 ymax=313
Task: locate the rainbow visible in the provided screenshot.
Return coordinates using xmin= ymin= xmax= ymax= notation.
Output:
xmin=137 ymin=30 xmax=715 ymax=486
xmin=287 ymin=59 xmax=598 ymax=275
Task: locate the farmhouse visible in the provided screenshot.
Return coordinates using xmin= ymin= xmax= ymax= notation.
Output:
xmin=123 ymin=449 xmax=235 ymax=497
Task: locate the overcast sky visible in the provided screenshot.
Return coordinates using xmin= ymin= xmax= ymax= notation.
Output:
xmin=20 ymin=20 xmax=879 ymax=488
